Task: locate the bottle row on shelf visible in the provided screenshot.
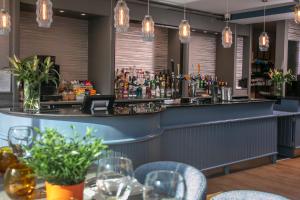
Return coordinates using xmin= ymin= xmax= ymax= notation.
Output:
xmin=114 ymin=62 xmax=228 ymax=99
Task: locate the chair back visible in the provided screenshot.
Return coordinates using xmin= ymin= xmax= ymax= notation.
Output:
xmin=134 ymin=161 xmax=207 ymax=200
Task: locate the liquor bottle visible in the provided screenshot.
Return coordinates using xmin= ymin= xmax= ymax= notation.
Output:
xmin=136 ymin=84 xmax=142 ymax=98
xmin=114 ymin=69 xmax=120 ymax=99
xmin=155 ymin=74 xmax=161 ymax=98
xmin=170 ymin=60 xmax=176 ymax=99
xmin=166 ymin=70 xmax=172 ymax=98
xmin=123 ymin=73 xmax=129 ymax=99
xmin=144 ymin=75 xmax=151 ymax=98
xmin=142 ymin=83 xmax=147 ymax=99
xmin=160 ymin=72 xmax=166 ymax=98
xmin=176 ymin=64 xmax=181 ymax=98
xmin=150 ymin=74 xmax=156 ymax=98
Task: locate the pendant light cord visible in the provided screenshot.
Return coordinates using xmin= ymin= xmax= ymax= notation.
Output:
xmin=226 ymin=0 xmax=228 ymax=15
xmin=226 ymin=0 xmax=229 ymax=26
xmin=3 ymin=0 xmax=5 ymax=10
xmin=147 ymin=0 xmax=150 ymax=15
xmin=263 ymin=1 xmax=266 ymax=32
xmin=184 ymin=5 xmax=186 ymax=20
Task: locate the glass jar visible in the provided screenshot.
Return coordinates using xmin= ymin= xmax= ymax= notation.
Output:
xmin=4 ymin=162 xmax=36 ymax=200
xmin=273 ymin=82 xmax=283 ymax=97
xmin=0 ymin=147 xmax=18 ymax=174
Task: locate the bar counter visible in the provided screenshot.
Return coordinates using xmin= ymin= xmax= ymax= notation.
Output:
xmin=0 ymin=99 xmax=278 ymax=171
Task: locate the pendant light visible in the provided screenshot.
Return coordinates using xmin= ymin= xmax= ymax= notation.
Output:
xmin=36 ymin=0 xmax=53 ymax=28
xmin=179 ymin=5 xmax=191 ymax=44
xmin=114 ymin=0 xmax=130 ymax=33
xmin=142 ymin=0 xmax=155 ymax=41
xmin=294 ymin=0 xmax=300 ymax=24
xmin=222 ymin=0 xmax=233 ymax=48
xmin=0 ymin=0 xmax=11 ymax=35
xmin=259 ymin=0 xmax=269 ymax=52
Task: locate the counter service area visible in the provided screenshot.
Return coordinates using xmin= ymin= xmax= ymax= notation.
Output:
xmin=1 ymin=0 xmax=300 ymax=200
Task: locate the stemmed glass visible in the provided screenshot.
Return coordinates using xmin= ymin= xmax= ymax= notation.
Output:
xmin=8 ymin=126 xmax=34 ymax=157
xmin=143 ymin=170 xmax=186 ymax=200
xmin=3 ymin=126 xmax=36 ymax=200
xmin=96 ymin=156 xmax=134 ymax=200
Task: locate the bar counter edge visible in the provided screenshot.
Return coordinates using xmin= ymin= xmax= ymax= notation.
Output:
xmin=0 ymin=100 xmax=279 ymax=171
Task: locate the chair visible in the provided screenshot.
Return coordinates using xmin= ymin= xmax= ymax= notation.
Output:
xmin=134 ymin=161 xmax=207 ymax=200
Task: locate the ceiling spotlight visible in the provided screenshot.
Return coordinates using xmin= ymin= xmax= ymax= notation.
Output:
xmin=81 ymin=13 xmax=86 ymax=16
xmin=203 ymin=30 xmax=208 ymax=33
xmin=59 ymin=10 xmax=64 ymax=13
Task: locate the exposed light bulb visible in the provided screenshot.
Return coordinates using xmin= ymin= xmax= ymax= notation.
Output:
xmin=222 ymin=26 xmax=233 ymax=48
xmin=259 ymin=0 xmax=269 ymax=52
xmin=179 ymin=20 xmax=191 ymax=44
xmin=2 ymin=13 xmax=7 ymax=27
xmin=0 ymin=9 xmax=11 ymax=35
xmin=146 ymin=21 xmax=150 ymax=31
xmin=114 ymin=0 xmax=130 ymax=32
xmin=42 ymin=2 xmax=47 ymax=20
xmin=179 ymin=5 xmax=191 ymax=44
xmin=142 ymin=15 xmax=155 ymax=41
xmin=222 ymin=0 xmax=232 ymax=48
xmin=36 ymin=0 xmax=53 ymax=28
xmin=119 ymin=8 xmax=124 ymax=25
xmin=142 ymin=0 xmax=155 ymax=41
xmin=259 ymin=32 xmax=269 ymax=52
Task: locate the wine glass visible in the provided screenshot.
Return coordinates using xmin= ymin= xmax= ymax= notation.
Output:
xmin=96 ymin=156 xmax=134 ymax=200
xmin=143 ymin=170 xmax=186 ymax=200
xmin=8 ymin=126 xmax=34 ymax=157
xmin=3 ymin=126 xmax=36 ymax=200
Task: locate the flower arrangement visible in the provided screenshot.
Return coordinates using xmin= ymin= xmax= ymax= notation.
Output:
xmin=268 ymin=69 xmax=295 ymax=85
xmin=7 ymin=55 xmax=58 ymax=111
xmin=268 ymin=69 xmax=296 ymax=96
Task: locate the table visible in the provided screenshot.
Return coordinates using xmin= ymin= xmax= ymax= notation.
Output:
xmin=0 ymin=176 xmax=143 ymax=200
xmin=211 ymin=190 xmax=289 ymax=200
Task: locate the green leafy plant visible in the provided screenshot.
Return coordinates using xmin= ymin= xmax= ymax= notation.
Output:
xmin=22 ymin=126 xmax=107 ymax=186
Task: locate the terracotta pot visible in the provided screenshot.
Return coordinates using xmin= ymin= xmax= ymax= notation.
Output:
xmin=45 ymin=181 xmax=84 ymax=200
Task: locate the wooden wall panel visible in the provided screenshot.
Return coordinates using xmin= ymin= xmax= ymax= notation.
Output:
xmin=115 ymin=23 xmax=168 ymax=73
xmin=288 ymin=20 xmax=300 ymax=41
xmin=20 ymin=11 xmax=88 ymax=81
xmin=235 ymin=36 xmax=244 ymax=89
xmin=297 ymin=42 xmax=300 ymax=75
xmin=0 ymin=34 xmax=10 ymax=92
xmin=188 ymin=32 xmax=217 ymax=76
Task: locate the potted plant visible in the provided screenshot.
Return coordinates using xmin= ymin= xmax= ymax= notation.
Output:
xmin=268 ymin=68 xmax=296 ymax=97
xmin=21 ymin=126 xmax=107 ymax=200
xmin=7 ymin=55 xmax=58 ymax=111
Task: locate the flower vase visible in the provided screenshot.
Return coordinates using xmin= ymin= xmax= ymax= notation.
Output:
xmin=273 ymin=82 xmax=283 ymax=97
xmin=23 ymin=81 xmax=41 ymax=112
